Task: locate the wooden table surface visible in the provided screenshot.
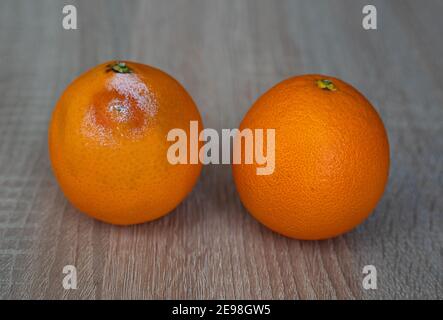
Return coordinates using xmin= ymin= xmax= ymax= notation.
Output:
xmin=0 ymin=0 xmax=441 ymax=299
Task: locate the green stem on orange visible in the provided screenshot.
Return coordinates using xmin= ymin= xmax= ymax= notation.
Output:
xmin=316 ymin=79 xmax=337 ymax=91
xmin=109 ymin=61 xmax=133 ymax=74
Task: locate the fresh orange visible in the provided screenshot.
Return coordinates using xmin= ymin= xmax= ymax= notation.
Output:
xmin=49 ymin=61 xmax=203 ymax=225
xmin=232 ymin=75 xmax=390 ymax=240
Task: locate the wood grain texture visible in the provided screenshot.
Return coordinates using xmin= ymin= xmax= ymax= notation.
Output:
xmin=0 ymin=0 xmax=441 ymax=299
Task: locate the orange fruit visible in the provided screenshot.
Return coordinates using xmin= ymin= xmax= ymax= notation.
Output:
xmin=232 ymin=74 xmax=390 ymax=240
xmin=49 ymin=61 xmax=203 ymax=225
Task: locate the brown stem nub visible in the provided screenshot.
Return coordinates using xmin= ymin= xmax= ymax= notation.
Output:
xmin=316 ymin=79 xmax=337 ymax=91
xmin=108 ymin=61 xmax=133 ymax=74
